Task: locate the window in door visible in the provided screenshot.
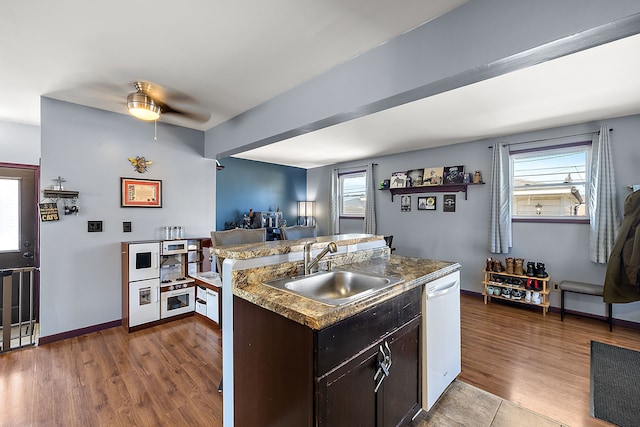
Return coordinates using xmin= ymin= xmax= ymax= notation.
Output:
xmin=511 ymin=143 xmax=591 ymax=222
xmin=0 ymin=178 xmax=20 ymax=252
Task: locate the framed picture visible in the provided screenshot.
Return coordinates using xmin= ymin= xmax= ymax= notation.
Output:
xmin=418 ymin=196 xmax=436 ymax=211
xmin=390 ymin=172 xmax=408 ymax=188
xmin=422 ymin=167 xmax=444 ymax=186
xmin=401 ymin=195 xmax=411 ymax=212
xmin=443 ymin=194 xmax=456 ymax=212
xmin=121 ymin=177 xmax=162 ymax=208
xmin=406 ymin=169 xmax=424 ymax=187
xmin=443 ymin=165 xmax=465 ymax=184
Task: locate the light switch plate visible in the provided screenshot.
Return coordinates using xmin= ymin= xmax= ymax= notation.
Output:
xmin=123 ymin=221 xmax=132 ymax=232
xmin=88 ymin=221 xmax=103 ymax=232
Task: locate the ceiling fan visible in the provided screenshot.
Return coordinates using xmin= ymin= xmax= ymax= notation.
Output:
xmin=126 ymin=81 xmax=211 ymax=124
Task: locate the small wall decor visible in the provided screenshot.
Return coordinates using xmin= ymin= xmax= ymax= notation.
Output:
xmin=406 ymin=169 xmax=424 ymax=187
xmin=443 ymin=165 xmax=465 ymax=184
xmin=443 ymin=194 xmax=456 ymax=212
xmin=418 ymin=196 xmax=436 ymax=211
xmin=401 ymin=195 xmax=411 ymax=212
xmin=390 ymin=172 xmax=408 ymax=188
xmin=121 ymin=177 xmax=162 ymax=208
xmin=128 ymin=156 xmax=154 ymax=173
xmin=422 ymin=167 xmax=444 ymax=186
xmin=39 ymin=202 xmax=59 ymax=222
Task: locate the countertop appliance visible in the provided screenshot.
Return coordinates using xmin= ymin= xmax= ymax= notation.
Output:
xmin=422 ymin=270 xmax=461 ymax=411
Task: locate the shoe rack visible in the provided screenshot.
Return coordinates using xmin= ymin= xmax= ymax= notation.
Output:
xmin=482 ymin=270 xmax=550 ymax=317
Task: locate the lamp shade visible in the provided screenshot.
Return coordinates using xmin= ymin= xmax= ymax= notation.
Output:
xmin=127 ymin=92 xmax=161 ymax=121
xmin=298 ymin=201 xmax=315 ymax=225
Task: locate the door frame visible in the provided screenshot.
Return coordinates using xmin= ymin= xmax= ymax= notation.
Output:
xmin=0 ymin=162 xmax=40 ymax=322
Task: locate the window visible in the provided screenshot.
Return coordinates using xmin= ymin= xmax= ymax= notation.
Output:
xmin=511 ymin=143 xmax=590 ymax=221
xmin=0 ymin=178 xmax=20 ymax=251
xmin=339 ymin=171 xmax=366 ymax=217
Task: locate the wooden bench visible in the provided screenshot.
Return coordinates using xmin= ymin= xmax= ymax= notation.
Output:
xmin=560 ymin=281 xmax=612 ymax=331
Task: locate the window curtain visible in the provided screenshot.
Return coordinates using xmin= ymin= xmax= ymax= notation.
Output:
xmin=329 ymin=168 xmax=339 ymax=235
xmin=363 ymin=163 xmax=376 ymax=234
xmin=589 ymin=126 xmax=620 ymax=263
xmin=488 ymin=143 xmax=512 ymax=253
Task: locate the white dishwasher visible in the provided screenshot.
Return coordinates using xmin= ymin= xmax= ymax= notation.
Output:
xmin=422 ymin=270 xmax=461 ymax=411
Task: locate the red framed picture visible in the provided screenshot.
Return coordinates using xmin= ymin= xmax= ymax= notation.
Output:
xmin=121 ymin=178 xmax=162 ymax=208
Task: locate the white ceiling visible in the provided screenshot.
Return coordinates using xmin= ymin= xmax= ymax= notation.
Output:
xmin=2 ymin=1 xmax=639 ymax=170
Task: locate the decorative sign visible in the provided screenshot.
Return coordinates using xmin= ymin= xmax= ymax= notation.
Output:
xmin=128 ymin=156 xmax=153 ymax=173
xmin=401 ymin=195 xmax=411 ymax=212
xmin=39 ymin=202 xmax=60 ymax=222
xmin=443 ymin=194 xmax=456 ymax=212
xmin=121 ymin=178 xmax=162 ymax=208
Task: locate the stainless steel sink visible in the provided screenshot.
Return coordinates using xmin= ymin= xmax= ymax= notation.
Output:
xmin=264 ymin=270 xmax=404 ymax=306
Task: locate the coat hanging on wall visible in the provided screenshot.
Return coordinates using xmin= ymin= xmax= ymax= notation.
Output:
xmin=604 ymin=189 xmax=640 ymax=303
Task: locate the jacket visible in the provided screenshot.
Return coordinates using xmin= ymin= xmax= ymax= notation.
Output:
xmin=604 ymin=190 xmax=640 ymax=303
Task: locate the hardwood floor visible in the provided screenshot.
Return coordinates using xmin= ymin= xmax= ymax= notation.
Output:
xmin=0 ymin=315 xmax=222 ymax=426
xmin=459 ymin=293 xmax=640 ymax=427
xmin=1 ymin=294 xmax=637 ymax=426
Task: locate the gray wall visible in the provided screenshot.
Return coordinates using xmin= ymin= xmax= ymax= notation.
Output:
xmin=308 ymin=114 xmax=640 ymax=323
xmin=39 ymin=98 xmax=216 ymax=338
xmin=205 ymin=0 xmax=640 ymax=158
xmin=0 ymin=120 xmax=40 ymax=165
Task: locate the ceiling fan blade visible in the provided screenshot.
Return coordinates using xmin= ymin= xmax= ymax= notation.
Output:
xmin=162 ymin=102 xmax=211 ymax=123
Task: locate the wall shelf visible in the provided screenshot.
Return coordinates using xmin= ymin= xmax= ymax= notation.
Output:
xmin=43 ymin=189 xmax=79 ymax=199
xmin=380 ymin=182 xmax=484 ymax=201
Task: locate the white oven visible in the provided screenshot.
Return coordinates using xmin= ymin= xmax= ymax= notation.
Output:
xmin=160 ymin=282 xmax=195 ymax=318
xmin=162 ymin=239 xmax=188 ymax=255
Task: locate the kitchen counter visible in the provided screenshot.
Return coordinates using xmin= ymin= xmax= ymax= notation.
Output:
xmin=234 ymin=254 xmax=459 ymax=330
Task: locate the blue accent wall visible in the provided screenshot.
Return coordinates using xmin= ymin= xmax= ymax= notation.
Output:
xmin=216 ymin=157 xmax=307 ymax=230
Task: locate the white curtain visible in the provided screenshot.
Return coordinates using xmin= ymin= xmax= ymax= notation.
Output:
xmin=329 ymin=168 xmax=339 ymax=235
xmin=363 ymin=163 xmax=376 ymax=234
xmin=488 ymin=143 xmax=512 ymax=253
xmin=589 ymin=126 xmax=620 ymax=263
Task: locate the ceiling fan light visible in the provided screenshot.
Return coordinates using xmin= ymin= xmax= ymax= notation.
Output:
xmin=127 ymin=92 xmax=161 ymax=121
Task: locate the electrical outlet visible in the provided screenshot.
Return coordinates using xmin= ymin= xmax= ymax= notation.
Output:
xmin=552 ymin=282 xmax=561 ymax=292
xmin=88 ymin=221 xmax=103 ymax=232
xmin=123 ymin=221 xmax=132 ymax=232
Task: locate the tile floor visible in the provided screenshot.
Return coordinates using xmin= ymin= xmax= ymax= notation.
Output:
xmin=415 ymin=380 xmax=567 ymax=426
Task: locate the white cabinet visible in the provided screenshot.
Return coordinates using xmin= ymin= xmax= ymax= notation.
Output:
xmin=129 ymin=278 xmax=160 ymax=327
xmin=206 ymin=289 xmax=219 ymax=324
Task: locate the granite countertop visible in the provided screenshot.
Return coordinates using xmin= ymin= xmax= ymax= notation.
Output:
xmin=234 ymin=255 xmax=460 ymax=330
xmin=212 ymin=233 xmax=381 ymax=260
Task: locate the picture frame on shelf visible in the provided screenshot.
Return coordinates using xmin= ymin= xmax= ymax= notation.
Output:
xmin=422 ymin=167 xmax=444 ymax=186
xmin=390 ymin=172 xmax=408 ymax=188
xmin=121 ymin=177 xmax=162 ymax=208
xmin=418 ymin=196 xmax=436 ymax=211
xmin=406 ymin=169 xmax=424 ymax=187
xmin=443 ymin=165 xmax=465 ymax=184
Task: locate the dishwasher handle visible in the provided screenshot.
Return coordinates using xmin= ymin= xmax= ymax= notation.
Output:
xmin=427 ymin=279 xmax=459 ymax=298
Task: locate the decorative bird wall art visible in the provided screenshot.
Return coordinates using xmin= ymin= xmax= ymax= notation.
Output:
xmin=128 ymin=156 xmax=153 ymax=173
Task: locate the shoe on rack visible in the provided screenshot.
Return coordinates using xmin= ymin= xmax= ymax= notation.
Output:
xmin=505 ymin=258 xmax=514 ymax=275
xmin=532 ymin=291 xmax=541 ymax=304
xmin=486 ymin=286 xmax=494 ymax=295
xmin=526 ymin=262 xmax=535 ymax=276
xmin=514 ymin=258 xmax=525 ymax=276
xmin=501 ymin=287 xmax=511 ymax=299
xmin=525 ymin=278 xmax=533 ymax=290
xmin=535 ymin=262 xmax=548 ymax=278
xmin=525 ymin=290 xmax=532 ymax=302
xmin=486 ymin=257 xmax=493 ymax=272
xmin=493 ymin=260 xmax=505 ymax=272
xmin=511 ymin=289 xmax=525 ymax=300
xmin=533 ymin=279 xmax=542 ymax=292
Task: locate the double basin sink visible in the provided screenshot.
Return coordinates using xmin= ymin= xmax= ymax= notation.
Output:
xmin=264 ymin=269 xmax=404 ymax=306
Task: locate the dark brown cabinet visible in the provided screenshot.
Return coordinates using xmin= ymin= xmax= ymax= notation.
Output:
xmin=233 ymin=286 xmax=422 ymax=427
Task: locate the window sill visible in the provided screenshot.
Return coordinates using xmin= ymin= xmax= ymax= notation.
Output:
xmin=512 ymin=217 xmax=589 ymax=224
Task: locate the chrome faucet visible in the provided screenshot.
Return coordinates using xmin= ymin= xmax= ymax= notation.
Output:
xmin=304 ymin=241 xmax=338 ymax=275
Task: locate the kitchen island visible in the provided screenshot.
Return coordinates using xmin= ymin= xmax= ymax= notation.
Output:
xmin=213 ymin=234 xmax=460 ymax=426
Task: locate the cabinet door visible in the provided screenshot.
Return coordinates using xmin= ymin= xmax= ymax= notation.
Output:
xmin=206 ymin=289 xmax=219 ymax=323
xmin=378 ymin=316 xmax=421 ymax=427
xmin=129 ymin=279 xmax=160 ymax=326
xmin=316 ymin=344 xmax=378 ymax=427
